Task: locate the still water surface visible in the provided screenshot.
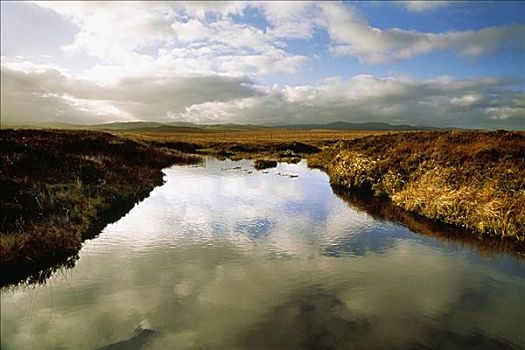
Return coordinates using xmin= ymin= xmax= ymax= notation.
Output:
xmin=1 ymin=158 xmax=525 ymax=349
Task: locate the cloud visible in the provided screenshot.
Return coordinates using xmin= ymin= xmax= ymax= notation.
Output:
xmin=321 ymin=2 xmax=525 ymax=63
xmin=2 ymin=2 xmax=524 ymax=129
xmin=2 ymin=58 xmax=523 ymax=128
xmin=27 ymin=1 xmax=525 ymax=70
xmin=486 ymin=106 xmax=525 ymax=121
xmin=33 ymin=1 xmax=175 ymax=63
xmin=400 ymin=1 xmax=451 ymax=13
xmin=0 ymin=59 xmax=126 ymax=124
xmin=0 ymin=59 xmax=258 ymax=124
xmin=450 ymin=94 xmax=483 ymax=107
xmin=170 ymin=75 xmax=525 ymax=128
xmin=258 ymin=2 xmax=325 ymax=39
xmin=31 ymin=1 xmax=307 ymax=77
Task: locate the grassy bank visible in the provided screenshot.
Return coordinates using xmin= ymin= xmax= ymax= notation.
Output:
xmin=128 ymin=130 xmax=386 ymax=167
xmin=308 ymin=130 xmax=525 ymax=241
xmin=1 ymin=129 xmax=201 ymax=285
xmin=335 ymin=189 xmax=524 ymax=256
xmin=3 ymin=128 xmax=523 ymax=285
xmin=127 ymin=129 xmax=386 ymax=147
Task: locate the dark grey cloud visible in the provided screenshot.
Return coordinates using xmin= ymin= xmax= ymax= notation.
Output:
xmin=1 ymin=65 xmax=257 ymax=124
xmin=176 ymin=75 xmax=525 ymax=129
xmin=1 ymin=64 xmax=523 ymax=129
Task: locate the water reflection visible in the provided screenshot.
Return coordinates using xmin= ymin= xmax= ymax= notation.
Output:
xmin=1 ymin=158 xmax=524 ymax=349
xmin=334 ymin=188 xmax=525 ymax=258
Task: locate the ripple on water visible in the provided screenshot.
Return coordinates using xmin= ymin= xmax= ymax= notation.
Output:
xmin=1 ymin=158 xmax=524 ymax=349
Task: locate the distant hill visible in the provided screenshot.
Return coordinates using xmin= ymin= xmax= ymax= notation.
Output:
xmin=3 ymin=120 xmax=439 ymax=132
xmin=89 ymin=122 xmax=167 ymax=130
xmin=277 ymin=121 xmax=436 ymax=131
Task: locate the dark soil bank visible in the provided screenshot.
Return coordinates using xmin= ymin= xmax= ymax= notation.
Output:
xmin=0 ymin=129 xmax=201 ymax=285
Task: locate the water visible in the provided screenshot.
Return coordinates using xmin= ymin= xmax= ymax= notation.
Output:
xmin=2 ymin=158 xmax=524 ymax=349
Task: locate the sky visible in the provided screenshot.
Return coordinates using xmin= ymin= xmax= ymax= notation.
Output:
xmin=1 ymin=1 xmax=524 ymax=129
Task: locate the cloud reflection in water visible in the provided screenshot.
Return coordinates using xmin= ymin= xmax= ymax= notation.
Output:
xmin=1 ymin=158 xmax=524 ymax=349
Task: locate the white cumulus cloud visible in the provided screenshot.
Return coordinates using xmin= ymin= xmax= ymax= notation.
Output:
xmin=1 ymin=1 xmax=523 ymax=129
xmin=321 ymin=2 xmax=525 ymax=63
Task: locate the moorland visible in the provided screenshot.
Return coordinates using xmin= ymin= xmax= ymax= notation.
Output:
xmin=1 ymin=126 xmax=524 ymax=285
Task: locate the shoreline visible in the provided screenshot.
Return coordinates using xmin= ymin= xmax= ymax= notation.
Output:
xmin=1 ymin=179 xmax=165 ymax=286
xmin=2 ymin=128 xmax=523 ymax=286
xmin=0 ymin=129 xmax=202 ymax=286
xmin=331 ymin=186 xmax=525 ymax=258
xmin=307 ymin=130 xmax=525 ymax=242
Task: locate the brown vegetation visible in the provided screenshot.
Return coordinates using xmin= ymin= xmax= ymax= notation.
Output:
xmin=127 ymin=129 xmax=385 ymax=146
xmin=0 ymin=128 xmax=379 ymax=285
xmin=3 ymin=127 xmax=523 ymax=285
xmin=126 ymin=130 xmax=382 ymax=161
xmin=335 ymin=189 xmax=524 ymax=257
xmin=125 ymin=130 xmax=378 ymax=165
xmin=308 ymin=130 xmax=525 ymax=241
xmin=254 ymin=159 xmax=278 ymax=170
xmin=0 ymin=129 xmax=201 ymax=285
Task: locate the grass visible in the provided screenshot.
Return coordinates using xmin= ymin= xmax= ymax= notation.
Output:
xmin=308 ymin=130 xmax=525 ymax=241
xmin=2 ymin=128 xmax=523 ymax=285
xmin=335 ymin=189 xmax=524 ymax=256
xmin=128 ymin=128 xmax=525 ymax=242
xmin=1 ymin=128 xmax=381 ymax=285
xmin=125 ymin=129 xmax=386 ymax=146
xmin=126 ymin=129 xmax=385 ymax=167
xmin=0 ymin=129 xmax=201 ymax=285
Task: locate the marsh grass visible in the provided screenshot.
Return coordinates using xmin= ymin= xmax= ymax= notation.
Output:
xmin=126 ymin=130 xmax=384 ymax=161
xmin=3 ymin=128 xmax=523 ymax=285
xmin=1 ymin=129 xmax=201 ymax=285
xmin=335 ymin=188 xmax=524 ymax=257
xmin=308 ymin=130 xmax=525 ymax=241
xmin=126 ymin=129 xmax=385 ymax=146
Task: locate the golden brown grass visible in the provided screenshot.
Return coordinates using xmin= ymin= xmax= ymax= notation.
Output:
xmin=336 ymin=189 xmax=524 ymax=256
xmin=1 ymin=128 xmax=379 ymax=285
xmin=128 ymin=128 xmax=525 ymax=241
xmin=1 ymin=129 xmax=201 ymax=285
xmin=3 ymin=127 xmax=523 ymax=285
xmin=123 ymin=129 xmax=387 ymax=165
xmin=308 ymin=130 xmax=525 ymax=241
xmin=123 ymin=129 xmax=387 ymax=147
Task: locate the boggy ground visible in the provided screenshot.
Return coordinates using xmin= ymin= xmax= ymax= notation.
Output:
xmin=308 ymin=130 xmax=525 ymax=241
xmin=2 ymin=128 xmax=523 ymax=285
xmin=0 ymin=129 xmax=201 ymax=285
xmin=127 ymin=129 xmax=385 ymax=163
xmin=132 ymin=128 xmax=525 ymax=242
xmin=1 ymin=128 xmax=351 ymax=285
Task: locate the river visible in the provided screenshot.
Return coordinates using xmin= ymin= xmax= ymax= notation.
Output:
xmin=1 ymin=158 xmax=524 ymax=349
